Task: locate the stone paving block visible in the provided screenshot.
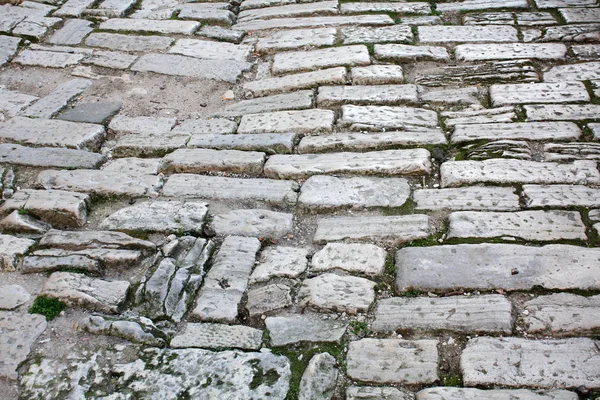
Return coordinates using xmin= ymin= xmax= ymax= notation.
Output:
xmin=0 ymin=117 xmax=105 ymax=151
xmin=311 ymin=243 xmax=386 ymax=276
xmin=47 ymin=19 xmax=92 ymax=45
xmin=396 ymin=244 xmax=600 ymax=291
xmin=416 ymin=388 xmax=579 ymax=400
xmin=173 ymin=118 xmax=237 ymax=135
xmin=314 ymin=214 xmax=431 ymax=245
xmin=57 ymin=101 xmax=122 ymax=124
xmin=161 ymin=174 xmax=298 ymax=205
xmin=249 ymin=246 xmax=308 ymax=284
xmin=560 ymin=7 xmax=600 ymax=23
xmin=373 ymin=295 xmax=513 ymax=333
xmin=21 ymin=255 xmax=101 ymax=274
xmin=347 ymin=339 xmax=439 ymax=384
xmin=417 ymin=60 xmax=539 ymax=86
xmin=85 ymin=33 xmax=174 ymax=52
xmin=317 ymin=85 xmax=419 ymax=107
xmin=543 ymin=142 xmax=600 ymax=161
xmin=208 ymin=209 xmax=293 ymax=239
xmin=437 ymin=0 xmax=528 ymax=11
xmin=0 ymin=211 xmax=51 ymax=234
xmin=244 ymin=67 xmax=347 ymax=97
xmin=112 ymin=133 xmax=189 ymax=157
xmin=339 ymin=105 xmax=439 ymax=131
xmin=341 ymin=2 xmax=430 ymax=14
xmin=265 ymin=149 xmax=431 ymax=179
xmin=102 ymin=157 xmax=160 ymax=175
xmin=0 ymin=285 xmax=30 ymax=310
xmin=86 ymin=0 xmax=136 ymax=17
xmin=38 ymin=229 xmax=155 ymax=251
xmin=13 ymin=16 xmax=61 ymax=40
xmin=109 ymin=115 xmax=176 ymax=135
xmin=461 ymin=337 xmax=600 ymax=389
xmin=188 ymin=133 xmax=295 ymax=154
xmin=524 ymin=293 xmax=600 ymax=334
xmin=171 ymin=323 xmax=262 ymax=350
xmin=0 ymin=312 xmax=46 ymax=379
xmin=348 ymin=387 xmax=414 ymax=400
xmin=420 ymin=87 xmax=480 ymax=105
xmin=299 ymin=175 xmax=411 ymax=211
xmin=13 ymin=49 xmax=84 ymax=68
xmin=21 ymin=78 xmax=92 ymax=119
xmin=540 ymin=23 xmax=600 ymax=42
xmin=298 ymin=353 xmax=338 ymax=400
xmin=256 ymin=28 xmax=336 ymax=53
xmin=414 ymin=187 xmax=520 ymax=211
xmin=272 ymin=45 xmax=370 ymax=75
xmin=518 ymin=11 xmax=560 ymax=25
xmin=246 ymin=283 xmax=293 ymax=316
xmin=169 ymin=39 xmax=252 ymax=62
xmin=351 ymin=65 xmax=404 ymax=85
xmin=0 ymin=234 xmax=35 ymax=271
xmin=374 ymin=44 xmax=450 ymax=62
xmin=455 ymin=43 xmax=567 ymax=61
xmin=571 ymin=44 xmax=600 ymax=60
xmin=298 ymin=273 xmax=376 ymax=314
xmin=342 ymin=25 xmax=413 ymax=45
xmin=523 ymin=184 xmax=600 ymax=208
xmin=161 ymin=148 xmax=265 ymax=175
xmin=0 ymin=35 xmax=20 ymax=66
xmin=238 ymin=109 xmax=334 ymax=134
xmin=441 ymin=159 xmax=600 ymax=187
xmin=36 ymin=170 xmax=162 ymax=197
xmin=99 ymin=18 xmax=199 ymax=34
xmin=266 ymin=314 xmax=348 ymax=346
xmin=178 ymin=4 xmax=235 ymax=25
xmin=239 ymin=0 xmax=294 ymax=10
xmin=443 ymin=106 xmax=516 ymax=127
xmin=0 ymin=143 xmax=105 ymax=169
xmin=217 ymin=90 xmax=313 ymax=117
xmin=238 ymin=1 xmax=338 ymax=21
xmin=54 ymin=0 xmax=95 ymax=16
xmin=0 ymin=88 xmax=37 ymax=116
xmin=525 ymin=104 xmax=600 ymax=121
xmin=233 ymin=15 xmax=394 ymax=31
xmin=535 ymin=0 xmax=596 ymax=7
xmin=544 ymin=61 xmax=600 ymax=82
xmin=419 ymin=25 xmax=518 ymax=43
xmin=82 ymin=50 xmax=137 ymax=69
xmin=451 ymin=122 xmax=581 ymax=143
xmin=490 ymin=82 xmax=589 ymax=106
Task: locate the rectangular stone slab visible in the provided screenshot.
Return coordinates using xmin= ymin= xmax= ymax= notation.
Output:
xmin=418 ymin=25 xmax=518 ymax=43
xmin=414 ymin=187 xmax=520 ymax=211
xmin=243 ymin=67 xmax=347 ymax=97
xmin=524 ymin=293 xmax=600 ymax=334
xmin=490 ymin=82 xmax=589 ymax=106
xmin=342 ymin=25 xmax=413 ymax=45
xmin=461 ymin=337 xmax=600 ymax=389
xmin=415 ymin=60 xmax=539 ymax=86
xmin=171 ymin=323 xmax=263 ymax=350
xmin=238 ymin=109 xmax=334 ymax=134
xmin=233 ymin=15 xmax=394 ymax=31
xmin=217 ymin=90 xmax=313 ymax=117
xmin=265 ymin=149 xmax=431 ymax=179
xmin=544 ymin=61 xmax=600 ymax=82
xmin=238 ymin=1 xmax=338 ymax=21
xmin=347 ymin=339 xmax=439 ymax=384
xmin=85 ymin=33 xmax=174 ymax=52
xmin=441 ymin=159 xmax=600 ymax=187
xmin=168 ymin=39 xmax=252 ymax=62
xmin=99 ymin=18 xmax=200 ymax=34
xmin=523 ymin=184 xmax=600 ymax=208
xmin=339 ymin=105 xmax=439 ymax=131
xmin=535 ymin=0 xmax=597 ymax=8
xmin=187 ymin=133 xmax=295 ymax=154
xmin=341 ymin=2 xmax=430 ymax=14
xmin=39 ymin=229 xmax=155 ymax=251
xmin=256 ymin=28 xmax=337 ymax=54
xmin=373 ymin=295 xmax=513 ymax=333
xmin=314 ymin=214 xmax=431 ymax=245
xmin=0 ymin=143 xmax=105 ymax=169
xmin=160 ymin=148 xmax=265 ymax=175
xmin=437 ymin=0 xmax=528 ymax=11
xmin=524 ymin=104 xmax=600 ymax=121
xmin=455 ymin=43 xmax=567 ymax=61
xmin=20 ymin=78 xmax=92 ymax=119
xmin=374 ymin=44 xmax=450 ymax=62
xmin=416 ymin=388 xmax=579 ymax=400
xmin=317 ymin=85 xmax=419 ymax=107
xmin=266 ymin=314 xmax=348 ymax=347
xmin=451 ymin=122 xmax=581 ymax=143
xmin=395 ymin=244 xmax=600 ymax=291
xmin=272 ymin=45 xmax=370 ymax=75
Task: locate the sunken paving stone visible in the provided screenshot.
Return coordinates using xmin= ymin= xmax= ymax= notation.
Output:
xmin=416 ymin=388 xmax=579 ymax=400
xmin=85 ymin=33 xmax=174 ymax=52
xmin=544 ymin=61 xmax=600 ymax=82
xmin=188 ymin=133 xmax=295 ymax=154
xmin=523 ymin=184 xmax=600 ymax=208
xmin=100 ymin=201 xmax=208 ymax=234
xmin=99 ymin=18 xmax=199 ymax=35
xmin=208 ymin=209 xmax=293 ymax=239
xmin=243 ymin=67 xmax=347 ymax=97
xmin=437 ymin=0 xmax=528 ymax=11
xmin=42 ymin=272 xmax=130 ymax=313
xmin=461 ymin=337 xmax=600 ymax=389
xmin=443 ymin=106 xmax=517 ymax=127
xmin=340 ymin=2 xmax=429 ymax=14
xmin=351 ymin=65 xmax=404 ymax=85
xmin=347 ymin=339 xmax=439 ymax=384
xmin=20 ymin=78 xmax=92 ymax=119
xmin=112 ymin=133 xmax=189 ymax=157
xmin=524 ymin=293 xmax=600 ymax=334
xmin=173 ymin=118 xmax=237 ymax=135
xmin=233 ymin=15 xmax=394 ymax=31
xmin=161 ymin=174 xmax=299 ymax=205
xmin=0 ymin=116 xmax=105 ymax=151
xmin=265 ymin=149 xmax=431 ymax=179
xmin=217 ymin=91 xmax=313 ymax=117
xmin=57 ymin=101 xmax=122 ymax=124
xmin=524 ymin=104 xmax=600 ymax=121
xmin=255 ymin=28 xmax=337 ymax=53
xmin=317 ymin=85 xmax=419 ymax=107
xmin=0 ymin=312 xmax=46 ymax=380
xmin=311 ymin=243 xmax=386 ymax=276
xmin=0 ymin=189 xmax=90 ymax=228
xmin=0 ymin=89 xmax=37 ymax=117
xmin=109 ymin=115 xmax=176 ymax=135
xmin=348 ymin=387 xmax=415 ymax=400
xmin=373 ymin=295 xmax=513 ymax=333
xmin=441 ymin=160 xmax=600 ymax=187
xmin=0 ymin=285 xmax=30 ymax=310
xmin=21 ymin=255 xmax=101 ymax=274
xmin=414 ymin=187 xmax=520 ymax=211
xmin=0 ymin=143 xmax=105 ymax=169
xmin=299 ymin=176 xmax=410 ymax=211
xmin=36 ymin=170 xmax=162 ymax=197
xmin=249 ymin=246 xmax=308 ymax=284
xmin=13 ymin=50 xmax=84 ymax=68
xmin=191 ymin=236 xmax=261 ymax=323
xmin=0 ymin=234 xmax=35 ymax=271
xmin=299 ymin=353 xmax=338 ymax=400
xmin=342 ymin=25 xmax=413 ymax=45
xmin=416 ymin=60 xmax=539 ymax=86
xmin=451 ymin=122 xmax=581 ymax=143
xmin=374 ymin=44 xmax=450 ymax=62
xmin=298 ymin=273 xmax=376 ymax=314
xmin=238 ymin=109 xmax=334 ymax=134
xmin=418 ymin=25 xmax=518 ymax=43
xmin=338 ymin=105 xmax=438 ymax=131
xmin=160 ymin=148 xmax=265 ymax=175
xmin=238 ymin=1 xmax=338 ymax=21
xmin=490 ymin=82 xmax=589 ymax=106
xmin=246 ymin=283 xmax=293 ymax=316
xmin=169 ymin=39 xmax=252 ymax=62
xmin=38 ymin=229 xmax=155 ymax=251
xmin=395 ymin=244 xmax=600 ymax=291
xmin=266 ymin=314 xmax=348 ymax=346
xmin=455 ymin=43 xmax=567 ymax=61
xmin=170 ymin=323 xmax=263 ymax=350
xmin=47 ymin=19 xmax=93 ymax=46
xmin=272 ymin=46 xmax=370 ymax=75
xmin=314 ymin=215 xmax=431 ymax=245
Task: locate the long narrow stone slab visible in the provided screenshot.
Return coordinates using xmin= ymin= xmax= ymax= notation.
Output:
xmin=339 ymin=105 xmax=439 ymax=131
xmin=311 ymin=243 xmax=386 ymax=276
xmin=233 ymin=15 xmax=394 ymax=31
xmin=441 ymin=159 xmax=600 ymax=187
xmin=0 ymin=117 xmax=105 ymax=151
xmin=112 ymin=133 xmax=189 ymax=157
xmin=351 ymin=65 xmax=405 ymax=85
xmin=171 ymin=323 xmax=263 ymax=350
xmin=99 ymin=18 xmax=200 ymax=34
xmin=188 ymin=133 xmax=295 ymax=154
xmin=414 ymin=187 xmax=520 ymax=211
xmin=347 ymin=339 xmax=439 ymax=384
xmin=20 ymin=79 xmax=92 ymax=119
xmin=317 ymin=85 xmax=419 ymax=107
xmin=217 ymin=91 xmax=313 ymax=117
xmin=395 ymin=244 xmax=600 ymax=291
xmin=238 ymin=1 xmax=338 ymax=21
xmin=540 ymin=23 xmax=600 ymax=42
xmin=208 ymin=209 xmax=293 ymax=239
xmin=416 ymin=388 xmax=579 ymax=400
xmin=109 ymin=115 xmax=176 ymax=135
xmin=161 ymin=174 xmax=298 ymax=205
xmin=256 ymin=28 xmax=337 ymax=53
xmin=238 ymin=109 xmax=334 ymax=134
xmin=266 ymin=314 xmax=348 ymax=347
xmin=272 ymin=45 xmax=370 ymax=75
xmin=544 ymin=142 xmax=600 ymax=162
xmin=461 ymin=337 xmax=600 ymax=389
xmin=524 ymin=293 xmax=600 ymax=334
xmin=342 ymin=25 xmax=413 ymax=45
xmin=265 ymin=149 xmax=431 ymax=179
xmin=85 ymin=33 xmax=174 ymax=52
xmin=490 ymin=82 xmax=589 ymax=106
xmin=314 ymin=215 xmax=431 ymax=245
xmin=451 ymin=122 xmax=581 ymax=143
xmin=437 ymin=0 xmax=528 ymax=11
xmin=374 ymin=44 xmax=450 ymax=62
xmin=38 ymin=229 xmax=155 ymax=251
xmin=168 ymin=39 xmax=252 ymax=62
xmin=341 ymin=2 xmax=430 ymax=14
xmin=523 ymin=184 xmax=600 ymax=208
xmin=243 ymin=67 xmax=347 ymax=97
xmin=536 ymin=0 xmax=597 ymax=8
xmin=560 ymin=7 xmax=600 ymax=23
xmin=249 ymin=246 xmax=308 ymax=284
xmin=373 ymin=295 xmax=513 ymax=333
xmin=419 ymin=25 xmax=518 ymax=43
xmin=455 ymin=43 xmax=567 ymax=61
xmin=416 ymin=60 xmax=539 ymax=86
xmin=447 ymin=210 xmax=587 ymax=241
xmin=46 ymin=19 xmax=93 ymax=45
xmin=161 ymin=148 xmax=265 ymax=175
xmin=525 ymin=104 xmax=600 ymax=121
xmin=444 ymin=107 xmax=516 ymax=127
xmin=544 ymin=61 xmax=600 ymax=82
xmin=0 ymin=143 xmax=105 ymax=169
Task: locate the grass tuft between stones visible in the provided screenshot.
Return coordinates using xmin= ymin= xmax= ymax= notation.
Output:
xmin=29 ymin=295 xmax=66 ymax=321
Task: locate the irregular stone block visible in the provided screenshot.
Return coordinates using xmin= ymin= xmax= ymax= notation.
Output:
xmin=38 ymin=229 xmax=155 ymax=251
xmin=161 ymin=148 xmax=265 ymax=175
xmin=490 ymin=81 xmax=589 ymax=106
xmin=209 ymin=209 xmax=293 ymax=239
xmin=20 ymin=78 xmax=93 ymax=120
xmin=312 ymin=243 xmax=386 ymax=276
xmin=0 ymin=211 xmax=51 ymax=234
xmin=0 ymin=234 xmax=34 ymax=271
xmin=524 ymin=293 xmax=600 ymax=334
xmin=0 ymin=36 xmax=20 ymax=66
xmin=298 ymin=273 xmax=376 ymax=314
xmin=108 ymin=115 xmax=176 ymax=135
xmin=0 ymin=312 xmax=46 ymax=379
xmin=299 ymin=353 xmax=338 ymax=400
xmin=57 ymin=101 xmax=122 ymax=124
xmin=318 ymin=84 xmax=419 ymax=107
xmin=266 ymin=314 xmax=348 ymax=346
xmin=233 ymin=15 xmax=394 ymax=31
xmin=249 ymin=246 xmax=308 ymax=284
xmin=244 ymin=67 xmax=347 ymax=97
xmin=246 ymin=283 xmax=293 ymax=316
xmin=256 ymin=28 xmax=337 ymax=53
xmin=456 ymin=43 xmax=567 ymax=61
xmin=238 ymin=109 xmax=334 ymax=134
xmin=414 ymin=187 xmax=520 ymax=211
xmin=171 ymin=323 xmax=263 ymax=350
xmin=272 ymin=45 xmax=370 ymax=75
xmin=451 ymin=122 xmax=581 ymax=143
xmin=523 ymin=184 xmax=600 ymax=208
xmin=33 ymin=248 xmax=143 ymax=269
xmin=416 ymin=60 xmax=539 ymax=86
xmin=375 ymin=44 xmax=449 ymax=62
xmin=0 ymin=285 xmax=30 ymax=310
xmin=82 ymin=51 xmax=137 ymax=69
xmin=339 ymin=105 xmax=438 ymax=131
xmin=0 ymin=88 xmax=37 ymax=117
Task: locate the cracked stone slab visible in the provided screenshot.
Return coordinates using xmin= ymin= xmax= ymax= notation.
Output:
xmin=246 ymin=283 xmax=293 ymax=316
xmin=572 ymin=44 xmax=600 ymax=60
xmin=544 ymin=142 xmax=600 ymax=161
xmin=396 ymin=244 xmax=600 ymax=291
xmin=171 ymin=323 xmax=263 ymax=350
xmin=265 ymin=149 xmax=431 ymax=179
xmin=347 ymin=339 xmax=439 ymax=384
xmin=299 ymin=176 xmax=411 ymax=211
xmin=416 ymin=60 xmax=539 ymax=86
xmin=238 ymin=109 xmax=334 ymax=134
xmin=85 ymin=32 xmax=174 ymax=52
xmin=21 ymin=255 xmax=101 ymax=274
xmin=208 ymin=209 xmax=293 ymax=239
xmin=348 ymin=387 xmax=414 ymax=400
xmin=490 ymin=82 xmax=589 ymax=106
xmin=437 ymin=0 xmax=528 ymax=11
xmin=373 ymin=295 xmax=513 ymax=333
xmin=416 ymin=388 xmax=579 ymax=400
xmin=272 ymin=45 xmax=370 ymax=75
xmin=188 ymin=133 xmax=295 ymax=154
xmin=451 ymin=122 xmax=581 ymax=143
xmin=317 ymin=85 xmax=419 ymax=107
xmin=20 ymin=78 xmax=92 ymax=119
xmin=217 ymin=90 xmax=313 ymax=117
xmin=0 ymin=285 xmax=30 ymax=310
xmin=233 ymin=15 xmax=394 ymax=31
xmin=544 ymin=61 xmax=600 ymax=82
xmin=441 ymin=160 xmax=600 ymax=187
xmin=351 ymin=65 xmax=404 ymax=85
xmin=161 ymin=148 xmax=265 ymax=175
xmin=525 ymin=104 xmax=600 ymax=121
xmin=339 ymin=105 xmax=438 ymax=131
xmin=419 ymin=25 xmax=518 ymax=43
xmin=13 ymin=49 xmax=84 ymax=68
xmin=169 ymin=39 xmax=252 ymax=62
xmin=0 ymin=234 xmax=35 ymax=271
xmin=461 ymin=337 xmax=600 ymax=389
xmin=374 ymin=44 xmax=450 ymax=62
xmin=455 ymin=43 xmax=567 ymax=61
xmin=266 ymin=314 xmax=348 ymax=346
xmin=249 ymin=246 xmax=308 ymax=284
xmin=243 ymin=67 xmax=347 ymax=97
xmin=540 ymin=23 xmax=600 ymax=42
xmin=99 ymin=18 xmax=199 ymax=34
xmin=523 ymin=184 xmax=600 ymax=208
xmin=414 ymin=187 xmax=520 ymax=211
xmin=0 ymin=311 xmax=46 ymax=379
xmin=238 ymin=1 xmax=338 ymax=21
xmin=256 ymin=28 xmax=336 ymax=53
xmin=299 ymin=353 xmax=338 ymax=400
xmin=311 ymin=243 xmax=386 ymax=276
xmin=342 ymin=25 xmax=413 ymax=45
xmin=0 ymin=143 xmax=105 ymax=169
xmin=298 ymin=273 xmax=376 ymax=314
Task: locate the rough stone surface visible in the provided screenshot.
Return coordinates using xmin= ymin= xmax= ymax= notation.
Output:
xmin=238 ymin=109 xmax=334 ymax=134
xmin=414 ymin=187 xmax=520 ymax=211
xmin=523 ymin=184 xmax=600 ymax=208
xmin=299 ymin=353 xmax=338 ymax=400
xmin=256 ymin=28 xmax=337 ymax=53
xmin=490 ymin=82 xmax=589 ymax=106
xmin=317 ymin=85 xmax=419 ymax=107
xmin=246 ymin=283 xmax=293 ymax=316
xmin=375 ymin=44 xmax=450 ymax=62
xmin=85 ymin=33 xmax=174 ymax=52
xmin=348 ymin=387 xmax=415 ymax=400
xmin=38 ymin=229 xmax=155 ymax=251
xmin=57 ymin=101 xmax=122 ymax=124
xmin=351 ymin=65 xmax=404 ymax=85
xmin=0 ymin=234 xmax=35 ymax=271
xmin=342 ymin=25 xmax=413 ymax=45
xmin=311 ymin=243 xmax=386 ymax=276
xmin=99 ymin=18 xmax=199 ymax=35
xmin=0 ymin=311 xmax=46 ymax=379
xmin=451 ymin=122 xmax=581 ymax=143
xmin=524 ymin=293 xmax=600 ymax=334
xmin=208 ymin=209 xmax=293 ymax=239
xmin=161 ymin=148 xmax=265 ymax=175
xmin=217 ymin=90 xmax=313 ymax=117
xmin=456 ymin=43 xmax=567 ymax=61
xmin=233 ymin=15 xmax=394 ymax=32
xmin=298 ymin=273 xmax=376 ymax=314
xmin=188 ymin=133 xmax=295 ymax=154
xmin=249 ymin=246 xmax=308 ymax=284
xmin=244 ymin=67 xmax=347 ymax=96
xmin=416 ymin=388 xmax=579 ymax=400
xmin=171 ymin=323 xmax=263 ymax=350
xmin=266 ymin=314 xmax=348 ymax=346
xmin=169 ymin=39 xmax=252 ymax=62
xmin=419 ymin=25 xmax=518 ymax=43
xmin=0 ymin=285 xmax=30 ymax=310
xmin=525 ymin=104 xmax=600 ymax=121
xmin=272 ymin=45 xmax=370 ymax=75
xmin=339 ymin=105 xmax=439 ymax=131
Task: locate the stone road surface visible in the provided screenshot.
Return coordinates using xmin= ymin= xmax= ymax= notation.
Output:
xmin=0 ymin=0 xmax=599 ymax=399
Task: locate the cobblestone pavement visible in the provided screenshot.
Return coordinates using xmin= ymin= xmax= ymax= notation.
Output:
xmin=0 ymin=0 xmax=599 ymax=398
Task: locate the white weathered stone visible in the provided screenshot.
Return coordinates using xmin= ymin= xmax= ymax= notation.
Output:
xmin=238 ymin=109 xmax=334 ymax=134
xmin=0 ymin=285 xmax=30 ymax=310
xmin=246 ymin=283 xmax=293 ymax=315
xmin=419 ymin=87 xmax=480 ymax=105
xmin=318 ymin=85 xmax=419 ymax=107
xmin=311 ymin=243 xmax=386 ymax=276
xmin=208 ymin=209 xmax=293 ymax=239
xmin=396 ymin=244 xmax=600 ymax=291
xmin=417 ymin=60 xmax=539 ymax=86
xmin=490 ymin=82 xmax=589 ymax=106
xmin=0 ymin=143 xmax=105 ymax=169
xmin=54 ymin=0 xmax=94 ymax=16
xmin=339 ymin=105 xmax=438 ymax=131
xmin=342 ymin=25 xmax=413 ymax=45
xmin=244 ymin=67 xmax=347 ymax=97
xmin=0 ymin=89 xmax=37 ymax=117
xmin=299 ymin=176 xmax=411 ymax=211
xmin=351 ymin=65 xmax=404 ymax=85
xmin=347 ymin=339 xmax=439 ymax=384
xmin=239 ymin=1 xmax=338 ymax=21
xmin=188 ymin=133 xmax=294 ymax=154
xmin=441 ymin=159 xmax=600 ymax=187
xmin=109 ymin=115 xmax=176 ymax=135
xmin=419 ymin=25 xmax=518 ymax=43
xmin=523 ymin=184 xmax=600 ymax=208
xmin=560 ymin=7 xmax=600 ymax=23
xmin=249 ymin=246 xmax=308 ymax=284
xmin=373 ymin=295 xmax=513 ymax=333
xmin=544 ymin=142 xmax=600 ymax=161
xmin=169 ymin=39 xmax=251 ymax=62
xmin=462 ymin=337 xmax=600 ymax=389
xmin=456 ymin=43 xmax=567 ymax=61
xmin=451 ymin=122 xmax=581 ymax=143
xmin=99 ymin=18 xmax=199 ymax=34
xmin=112 ymin=132 xmax=189 ymax=157
xmin=266 ymin=314 xmax=348 ymax=346
xmin=572 ymin=44 xmax=600 ymax=60
xmin=161 ymin=148 xmax=265 ymax=175
xmin=375 ymin=44 xmax=450 ymax=62
xmin=0 ymin=211 xmax=51 ymax=235
xmin=0 ymin=35 xmax=20 ymax=66
xmin=524 ymin=293 xmax=600 ymax=334
xmin=21 ymin=78 xmax=92 ymax=119
xmin=342 ymin=2 xmax=429 ymax=14
xmin=298 ymin=273 xmax=376 ymax=314
xmin=414 ymin=187 xmax=520 ymax=211
xmin=0 ymin=312 xmax=46 ymax=379
xmin=444 ymin=107 xmax=516 ymax=127
xmin=536 ymin=0 xmax=596 ymax=7
xmin=82 ymin=50 xmax=137 ymax=69
xmin=173 ymin=118 xmax=237 ymax=135
xmin=348 ymin=387 xmax=414 ymax=400
xmin=21 ymin=255 xmax=101 ymax=274
xmin=273 ymin=45 xmax=370 ymax=75
xmin=525 ymin=104 xmax=600 ymax=121
xmin=540 ymin=23 xmax=600 ymax=42
xmin=299 ymin=353 xmax=338 ymax=400
xmin=437 ymin=0 xmax=528 ymax=11
xmin=0 ymin=234 xmax=34 ymax=271
xmin=416 ymin=388 xmax=579 ymax=400
xmin=217 ymin=91 xmax=313 ymax=117
xmin=544 ymin=61 xmax=600 ymax=82
xmin=13 ymin=16 xmax=61 ymax=40
xmin=178 ymin=4 xmax=234 ymax=25
xmin=171 ymin=323 xmax=263 ymax=350
xmin=13 ymin=50 xmax=84 ymax=68
xmin=102 ymin=158 xmax=161 ymax=175
xmin=85 ymin=33 xmax=174 ymax=52
xmin=38 ymin=229 xmax=155 ymax=251
xmin=47 ymin=19 xmax=92 ymax=45
xmin=256 ymin=28 xmax=336 ymax=53
xmin=233 ymin=15 xmax=394 ymax=31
